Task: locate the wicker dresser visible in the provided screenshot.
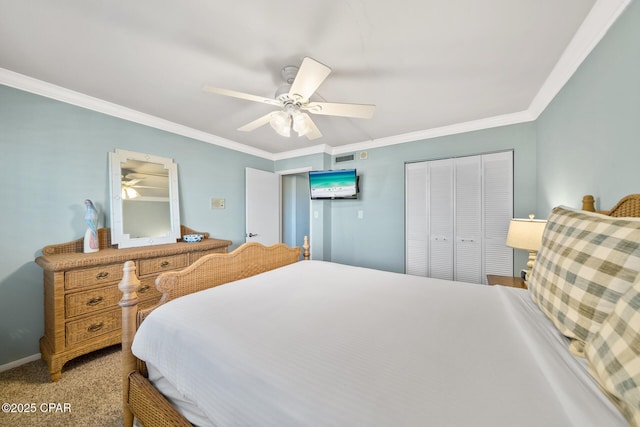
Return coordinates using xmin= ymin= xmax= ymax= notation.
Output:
xmin=35 ymin=227 xmax=231 ymax=381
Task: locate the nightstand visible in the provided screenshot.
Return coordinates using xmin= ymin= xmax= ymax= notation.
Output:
xmin=486 ymin=274 xmax=527 ymax=289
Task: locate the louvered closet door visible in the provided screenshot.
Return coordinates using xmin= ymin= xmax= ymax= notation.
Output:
xmin=405 ymin=163 xmax=427 ymax=276
xmin=428 ymin=159 xmax=454 ymax=280
xmin=454 ymin=156 xmax=482 ymax=283
xmin=405 ymin=152 xmax=513 ymax=282
xmin=483 ymin=151 xmax=513 ymax=280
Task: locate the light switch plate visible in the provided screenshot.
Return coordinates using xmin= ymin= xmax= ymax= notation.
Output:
xmin=211 ymin=198 xmax=225 ymax=209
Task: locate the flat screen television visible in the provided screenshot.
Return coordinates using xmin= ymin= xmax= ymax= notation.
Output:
xmin=309 ymin=169 xmax=359 ymax=200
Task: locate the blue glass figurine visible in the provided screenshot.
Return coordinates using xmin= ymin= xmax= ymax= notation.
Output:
xmin=84 ymin=199 xmax=99 ymax=253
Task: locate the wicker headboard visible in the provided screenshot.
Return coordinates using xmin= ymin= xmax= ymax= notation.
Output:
xmin=582 ymin=194 xmax=640 ymax=217
xmin=152 ymin=242 xmax=302 ymax=307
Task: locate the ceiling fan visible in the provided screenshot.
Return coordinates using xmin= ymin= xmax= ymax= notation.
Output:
xmin=203 ymin=57 xmax=376 ymax=140
xmin=121 ymin=172 xmax=168 ymax=199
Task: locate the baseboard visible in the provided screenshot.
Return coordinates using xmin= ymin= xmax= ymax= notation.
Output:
xmin=0 ymin=353 xmax=41 ymax=373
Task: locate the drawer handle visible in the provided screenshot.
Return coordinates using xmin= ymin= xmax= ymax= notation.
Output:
xmin=86 ymin=296 xmax=104 ymax=306
xmin=138 ymin=284 xmax=151 ymax=294
xmin=95 ymin=271 xmax=110 ymax=280
xmin=87 ymin=322 xmax=104 ymax=333
xmin=160 ymin=261 xmax=170 ymax=268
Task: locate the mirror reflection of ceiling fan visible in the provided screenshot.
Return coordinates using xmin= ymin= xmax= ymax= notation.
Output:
xmin=203 ymin=57 xmax=376 ymax=140
xmin=121 ymin=171 xmax=169 ymax=199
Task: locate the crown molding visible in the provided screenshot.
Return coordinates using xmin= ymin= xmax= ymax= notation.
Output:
xmin=1 ymin=0 xmax=629 ymax=163
xmin=277 ymin=0 xmax=631 ymax=160
xmin=272 ymin=144 xmax=333 ymax=161
xmin=528 ymin=0 xmax=631 ymax=118
xmin=328 ymin=110 xmax=536 ymax=156
xmin=0 ymin=67 xmax=276 ymax=160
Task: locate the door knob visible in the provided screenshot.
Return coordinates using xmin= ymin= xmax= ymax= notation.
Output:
xmin=247 ymin=233 xmax=259 ymax=237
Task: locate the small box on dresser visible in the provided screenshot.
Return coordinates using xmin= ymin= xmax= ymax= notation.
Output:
xmin=35 ymin=226 xmax=231 ymax=381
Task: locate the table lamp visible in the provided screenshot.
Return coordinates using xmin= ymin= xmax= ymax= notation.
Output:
xmin=506 ymin=214 xmax=547 ymax=282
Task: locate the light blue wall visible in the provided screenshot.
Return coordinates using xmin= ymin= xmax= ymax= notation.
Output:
xmin=537 ymin=0 xmax=640 ymax=213
xmin=326 ymin=123 xmax=537 ymax=273
xmin=276 ymin=153 xmax=333 ymax=260
xmin=0 ymin=85 xmax=271 ymax=365
xmin=279 ymin=124 xmax=537 ymax=273
xmin=1 ymin=0 xmax=637 ymax=367
xmin=281 ymin=173 xmax=310 ymax=249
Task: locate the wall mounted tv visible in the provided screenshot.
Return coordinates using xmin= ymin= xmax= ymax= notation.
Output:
xmin=309 ymin=169 xmax=359 ymax=200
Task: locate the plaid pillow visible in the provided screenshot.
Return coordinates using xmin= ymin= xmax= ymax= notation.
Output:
xmin=528 ymin=206 xmax=640 ymax=344
xmin=585 ymin=279 xmax=640 ymax=426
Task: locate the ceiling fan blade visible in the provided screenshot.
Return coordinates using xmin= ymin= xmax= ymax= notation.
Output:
xmin=202 ymin=85 xmax=281 ymax=107
xmin=238 ymin=112 xmax=276 ymax=132
xmin=122 ymin=178 xmax=142 ymax=186
xmin=130 ymin=185 xmax=165 ymax=189
xmin=288 ymin=57 xmax=332 ymax=102
xmin=304 ymin=116 xmax=323 ymax=140
xmin=303 ymin=101 xmax=376 ymax=119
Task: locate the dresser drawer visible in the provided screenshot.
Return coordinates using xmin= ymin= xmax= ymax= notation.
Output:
xmin=65 ymin=286 xmax=121 ymax=318
xmin=189 ymin=247 xmax=227 ymax=264
xmin=65 ymin=264 xmax=123 ymax=290
xmin=138 ymin=254 xmax=188 ymax=276
xmin=138 ymin=277 xmax=162 ymax=303
xmin=65 ymin=277 xmax=162 ymax=319
xmin=65 ymin=310 xmax=121 ymax=346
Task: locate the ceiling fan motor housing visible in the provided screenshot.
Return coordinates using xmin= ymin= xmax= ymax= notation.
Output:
xmin=275 ymin=64 xmax=303 ymax=102
xmin=275 ymin=84 xmax=293 ymax=101
xmin=281 ymin=65 xmax=299 ymax=84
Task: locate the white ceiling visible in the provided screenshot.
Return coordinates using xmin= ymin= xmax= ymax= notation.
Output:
xmin=0 ymin=1 xmax=630 ymax=159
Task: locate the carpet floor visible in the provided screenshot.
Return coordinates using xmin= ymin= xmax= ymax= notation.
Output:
xmin=0 ymin=345 xmax=122 ymax=427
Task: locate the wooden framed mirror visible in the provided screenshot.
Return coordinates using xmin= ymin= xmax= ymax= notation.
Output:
xmin=108 ymin=149 xmax=181 ymax=248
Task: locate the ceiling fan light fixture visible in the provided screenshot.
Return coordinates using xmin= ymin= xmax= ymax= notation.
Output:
xmin=269 ymin=111 xmax=291 ymax=137
xmin=203 ymin=57 xmax=375 ymax=141
xmin=292 ymin=112 xmax=312 ymax=137
xmin=122 ymin=187 xmax=139 ymax=200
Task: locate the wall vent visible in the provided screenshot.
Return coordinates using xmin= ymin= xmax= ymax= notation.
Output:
xmin=335 ymin=154 xmax=355 ymax=163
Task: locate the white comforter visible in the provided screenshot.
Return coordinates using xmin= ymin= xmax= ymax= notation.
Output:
xmin=132 ymin=261 xmax=626 ymax=427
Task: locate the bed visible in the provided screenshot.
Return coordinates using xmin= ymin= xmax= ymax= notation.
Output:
xmin=119 ymin=195 xmax=640 ymax=426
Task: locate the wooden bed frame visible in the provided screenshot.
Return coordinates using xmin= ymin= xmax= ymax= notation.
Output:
xmin=118 ymin=194 xmax=640 ymax=426
xmin=581 ymin=193 xmax=640 ymax=216
xmin=119 ymin=237 xmax=309 ymax=427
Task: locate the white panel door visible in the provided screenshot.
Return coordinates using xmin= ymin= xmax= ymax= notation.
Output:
xmin=405 ymin=162 xmax=428 ymax=276
xmin=245 ymin=167 xmax=280 ymax=245
xmin=483 ymin=151 xmax=514 ymax=280
xmin=428 ymin=159 xmax=454 ymax=280
xmin=454 ymin=156 xmax=482 ymax=283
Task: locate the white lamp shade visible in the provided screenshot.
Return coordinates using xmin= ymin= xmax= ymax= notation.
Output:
xmin=292 ymin=112 xmax=311 ymax=137
xmin=269 ymin=111 xmax=291 ymax=137
xmin=506 ymin=218 xmax=547 ymax=251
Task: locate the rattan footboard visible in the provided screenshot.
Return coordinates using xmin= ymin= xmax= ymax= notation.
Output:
xmin=128 ymin=371 xmax=191 ymax=426
xmin=119 ymin=238 xmax=309 ymax=427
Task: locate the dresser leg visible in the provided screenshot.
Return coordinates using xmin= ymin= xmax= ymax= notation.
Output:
xmin=40 ymin=339 xmax=64 ymax=382
xmin=45 ymin=356 xmax=64 ymax=382
xmin=49 ymin=369 xmax=62 ymax=382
